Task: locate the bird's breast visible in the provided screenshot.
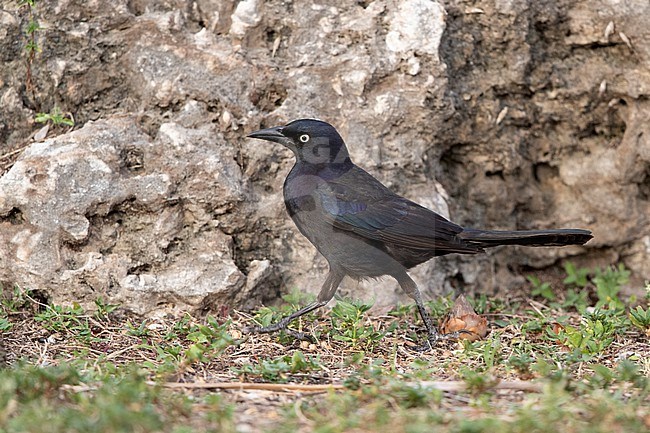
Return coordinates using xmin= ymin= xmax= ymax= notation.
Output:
xmin=283 ymin=174 xmax=339 ymax=243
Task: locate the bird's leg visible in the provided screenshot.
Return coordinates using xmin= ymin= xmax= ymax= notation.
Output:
xmin=396 ymin=273 xmax=457 ymax=350
xmin=244 ymin=268 xmax=345 ymax=341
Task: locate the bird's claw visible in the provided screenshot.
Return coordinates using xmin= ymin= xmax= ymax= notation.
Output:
xmin=282 ymin=328 xmax=316 ymax=343
xmin=242 ymin=321 xmax=287 ymax=335
xmin=412 ymin=329 xmax=473 ymax=352
xmin=242 ymin=324 xmax=316 ymax=343
xmin=242 ymin=325 xmax=268 ymax=335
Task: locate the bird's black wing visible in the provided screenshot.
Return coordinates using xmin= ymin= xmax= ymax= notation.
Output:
xmin=315 ymin=169 xmax=482 ymax=255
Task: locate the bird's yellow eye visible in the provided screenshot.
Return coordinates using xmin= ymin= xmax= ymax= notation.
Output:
xmin=299 ymin=134 xmax=310 ymax=143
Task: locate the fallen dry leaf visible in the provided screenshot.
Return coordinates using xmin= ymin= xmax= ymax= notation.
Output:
xmin=439 ymin=295 xmax=489 ymax=341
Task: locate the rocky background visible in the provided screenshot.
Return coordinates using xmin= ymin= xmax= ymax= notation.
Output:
xmin=0 ymin=0 xmax=648 ymax=315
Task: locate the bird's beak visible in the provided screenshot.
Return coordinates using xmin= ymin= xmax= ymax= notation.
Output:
xmin=247 ymin=126 xmax=286 ymax=144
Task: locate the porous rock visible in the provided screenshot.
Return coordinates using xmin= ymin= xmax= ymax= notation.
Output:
xmin=0 ymin=0 xmax=648 ymax=315
xmin=0 ymin=117 xmax=256 ymax=314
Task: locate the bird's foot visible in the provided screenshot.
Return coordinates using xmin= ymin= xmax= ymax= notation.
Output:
xmin=413 ymin=329 xmax=473 ymax=352
xmin=282 ymin=328 xmax=315 ymax=343
xmin=242 ymin=316 xmax=292 ymax=335
xmin=242 ymin=322 xmax=315 ymax=343
xmin=242 ymin=324 xmax=279 ymax=335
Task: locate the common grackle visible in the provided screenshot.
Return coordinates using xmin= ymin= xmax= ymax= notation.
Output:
xmin=246 ymin=119 xmax=592 ymax=347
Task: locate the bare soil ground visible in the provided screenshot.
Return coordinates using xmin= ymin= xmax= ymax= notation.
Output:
xmin=2 ymin=287 xmax=648 ymax=432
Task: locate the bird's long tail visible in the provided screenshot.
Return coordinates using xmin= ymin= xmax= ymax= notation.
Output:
xmin=458 ymin=228 xmax=592 ymax=248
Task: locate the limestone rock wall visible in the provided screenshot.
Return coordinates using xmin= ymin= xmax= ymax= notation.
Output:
xmin=0 ymin=0 xmax=647 ymax=314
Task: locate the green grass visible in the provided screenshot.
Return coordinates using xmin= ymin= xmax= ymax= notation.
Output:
xmin=0 ymin=263 xmax=648 ymax=432
xmin=34 ymin=106 xmax=75 ymax=127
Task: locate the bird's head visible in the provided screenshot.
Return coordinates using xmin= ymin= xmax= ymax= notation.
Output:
xmin=248 ymin=119 xmax=351 ymax=166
